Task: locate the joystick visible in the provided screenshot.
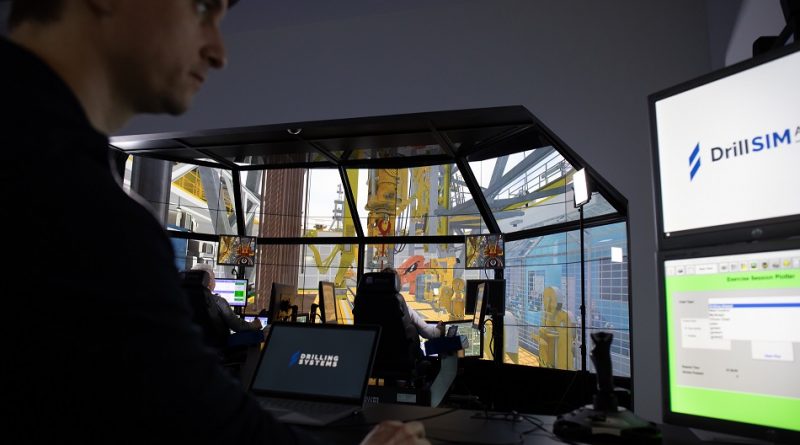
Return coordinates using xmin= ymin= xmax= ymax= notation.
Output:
xmin=553 ymin=332 xmax=662 ymax=444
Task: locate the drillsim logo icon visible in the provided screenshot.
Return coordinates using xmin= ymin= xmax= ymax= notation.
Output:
xmin=689 ymin=143 xmax=701 ymax=181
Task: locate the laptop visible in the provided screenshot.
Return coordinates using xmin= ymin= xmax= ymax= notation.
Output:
xmin=249 ymin=322 xmax=381 ymax=426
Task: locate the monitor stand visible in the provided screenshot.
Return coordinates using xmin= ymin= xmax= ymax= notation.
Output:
xmin=689 ymin=428 xmax=773 ymax=445
xmin=553 ymin=332 xmax=661 ymax=444
xmin=660 ymin=424 xmax=776 ymax=445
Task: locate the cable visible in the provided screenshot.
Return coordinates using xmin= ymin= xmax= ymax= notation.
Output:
xmin=404 ymin=407 xmax=460 ymax=422
xmin=520 ymin=414 xmax=580 ymax=445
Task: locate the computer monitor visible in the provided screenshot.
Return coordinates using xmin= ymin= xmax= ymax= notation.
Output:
xmin=484 ymin=279 xmax=506 ymax=314
xmin=659 ymin=240 xmax=800 ymax=443
xmin=465 ymin=234 xmax=505 ymax=269
xmin=419 ymin=320 xmax=483 ymax=358
xmin=243 ymin=315 xmax=268 ymax=327
xmin=464 ymin=279 xmax=484 ymax=315
xmin=318 ymin=281 xmax=338 ymax=324
xmin=214 ymin=278 xmax=248 ymax=307
xmin=268 ymin=282 xmax=297 ymax=323
xmin=650 ymin=42 xmax=800 ymax=249
xmin=472 ymin=283 xmax=487 ymax=330
xmin=217 ymin=235 xmax=257 ymax=266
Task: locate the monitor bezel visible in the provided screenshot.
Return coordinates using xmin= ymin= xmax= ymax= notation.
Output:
xmin=464 ymin=234 xmax=505 ymax=270
xmin=249 ymin=322 xmax=381 ymax=405
xmin=216 ymin=235 xmax=257 ymax=266
xmin=658 ymin=238 xmax=800 ymax=443
xmin=422 ymin=319 xmax=484 ymax=358
xmin=471 ymin=282 xmax=487 ymax=330
xmin=318 ymin=281 xmax=338 ymax=324
xmin=268 ymin=282 xmax=297 ymax=323
xmin=649 ymin=41 xmax=800 ymax=250
xmin=243 ymin=315 xmax=267 ymax=326
xmin=214 ymin=277 xmax=248 ymax=307
xmin=464 ymin=279 xmax=485 ymax=315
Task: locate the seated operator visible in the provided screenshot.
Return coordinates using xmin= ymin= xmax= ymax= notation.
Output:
xmin=191 ymin=264 xmax=262 ymax=332
xmin=382 ymin=267 xmax=445 ymax=339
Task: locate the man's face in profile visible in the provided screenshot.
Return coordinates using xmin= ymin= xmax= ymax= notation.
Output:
xmin=102 ymin=0 xmax=229 ymax=115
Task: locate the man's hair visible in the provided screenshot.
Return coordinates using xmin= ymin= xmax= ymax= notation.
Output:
xmin=8 ymin=0 xmax=65 ymax=29
xmin=191 ymin=263 xmax=216 ymax=277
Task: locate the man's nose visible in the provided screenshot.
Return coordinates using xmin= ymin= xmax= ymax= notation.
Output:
xmin=203 ymin=27 xmax=227 ymax=69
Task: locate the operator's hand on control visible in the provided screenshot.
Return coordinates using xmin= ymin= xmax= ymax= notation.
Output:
xmin=436 ymin=321 xmax=445 ymax=337
xmin=250 ymin=318 xmax=263 ymax=329
xmin=360 ymin=420 xmax=430 ymax=445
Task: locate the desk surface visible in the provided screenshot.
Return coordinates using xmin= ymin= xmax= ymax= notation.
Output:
xmin=302 ymin=403 xmax=724 ymax=445
xmin=305 ymin=403 xmax=564 ymax=445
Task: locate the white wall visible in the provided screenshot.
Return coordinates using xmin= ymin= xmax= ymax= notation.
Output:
xmin=720 ymin=0 xmax=788 ymax=66
xmin=121 ymin=0 xmax=714 ymax=421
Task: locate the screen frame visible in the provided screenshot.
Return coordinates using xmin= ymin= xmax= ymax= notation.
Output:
xmin=464 ymin=279 xmax=485 ymax=315
xmin=649 ymin=41 xmax=800 ymax=250
xmin=216 ymin=235 xmax=257 ymax=266
xmin=658 ymin=238 xmax=800 ymax=443
xmin=421 ymin=319 xmax=483 ymax=358
xmin=446 ymin=325 xmax=458 ymax=337
xmin=243 ymin=315 xmax=267 ymax=326
xmin=464 ymin=234 xmax=505 ymax=270
xmin=472 ymin=283 xmax=487 ymax=330
xmin=318 ymin=281 xmax=338 ymax=324
xmin=214 ymin=277 xmax=248 ymax=307
xmin=249 ymin=322 xmax=381 ymax=405
xmin=268 ymin=282 xmax=297 ymax=323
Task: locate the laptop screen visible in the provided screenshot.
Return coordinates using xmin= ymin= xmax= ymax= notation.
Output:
xmin=251 ymin=323 xmax=379 ymax=403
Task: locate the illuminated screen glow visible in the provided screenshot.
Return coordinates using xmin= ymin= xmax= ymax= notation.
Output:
xmin=654 ymin=48 xmax=800 ymax=237
xmin=465 ymin=234 xmax=505 ymax=269
xmin=320 ymin=282 xmax=337 ymax=323
xmin=663 ymin=248 xmax=800 ymax=432
xmin=215 ymin=278 xmax=248 ymax=307
xmin=217 ymin=235 xmax=257 ymax=266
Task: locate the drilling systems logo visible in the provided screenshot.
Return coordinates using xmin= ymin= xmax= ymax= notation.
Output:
xmin=288 ymin=350 xmax=339 ymax=368
xmin=688 ymin=126 xmax=799 ymax=181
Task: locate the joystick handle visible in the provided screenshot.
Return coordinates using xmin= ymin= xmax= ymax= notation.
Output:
xmin=590 ymin=332 xmax=618 ymax=411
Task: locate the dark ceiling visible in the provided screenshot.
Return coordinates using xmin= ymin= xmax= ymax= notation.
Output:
xmin=110 ymin=106 xmax=552 ymax=171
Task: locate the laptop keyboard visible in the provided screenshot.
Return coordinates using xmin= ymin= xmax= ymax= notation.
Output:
xmin=258 ymin=398 xmax=355 ymax=416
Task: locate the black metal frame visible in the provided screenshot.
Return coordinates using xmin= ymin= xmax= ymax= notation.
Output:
xmin=122 ymin=106 xmax=631 ymax=375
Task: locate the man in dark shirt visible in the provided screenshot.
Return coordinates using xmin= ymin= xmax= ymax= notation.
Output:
xmin=1 ymin=1 xmax=427 ymax=444
xmin=191 ymin=263 xmax=264 ymax=332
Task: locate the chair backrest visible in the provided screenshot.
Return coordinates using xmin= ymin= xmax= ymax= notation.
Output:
xmin=179 ymin=270 xmax=230 ymax=351
xmin=353 ymin=272 xmax=421 ymax=379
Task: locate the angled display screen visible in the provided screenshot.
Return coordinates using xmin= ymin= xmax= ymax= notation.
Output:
xmin=661 ymin=243 xmax=800 ymax=441
xmin=217 ymin=235 xmax=257 ymax=266
xmin=651 ymin=43 xmax=800 ymax=247
xmin=465 ymin=234 xmax=505 ymax=269
xmin=215 ymin=278 xmax=248 ymax=307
